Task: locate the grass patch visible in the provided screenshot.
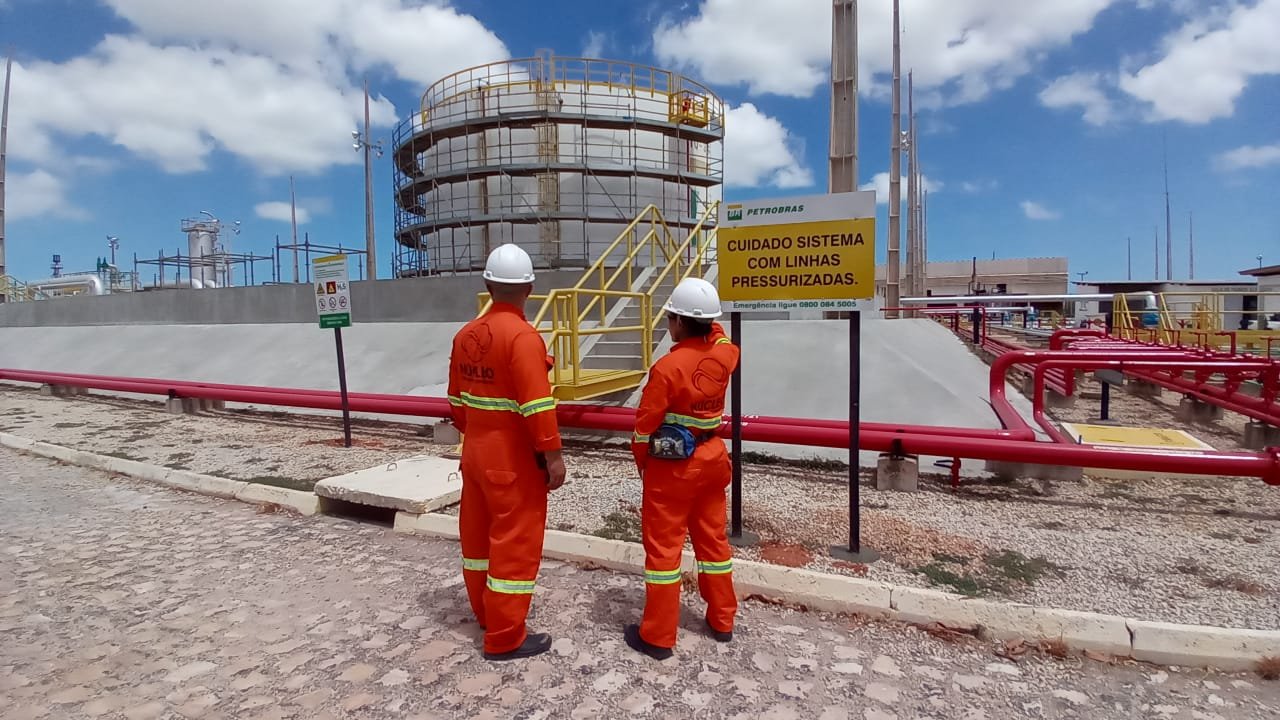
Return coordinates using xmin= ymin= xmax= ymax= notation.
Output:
xmin=795 ymin=457 xmax=846 ymax=472
xmin=244 ymin=475 xmax=316 ymax=492
xmin=1258 ymin=656 xmax=1280 ymax=681
xmin=1032 ymin=520 xmax=1069 ymax=531
xmin=931 ymin=552 xmax=972 ymax=565
xmin=52 ymin=422 xmax=86 ymax=429
xmin=102 ymin=450 xmax=135 ymax=461
xmin=985 ymin=550 xmax=1065 ymax=585
xmin=591 ymin=511 xmax=642 ymax=543
xmin=741 ymin=451 xmax=782 ymax=465
xmin=914 ymin=563 xmax=992 ymax=597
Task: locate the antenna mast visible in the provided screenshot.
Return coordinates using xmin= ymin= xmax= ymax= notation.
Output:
xmin=1163 ymin=133 xmax=1173 ymax=281
xmin=1188 ymin=211 xmax=1194 ymax=280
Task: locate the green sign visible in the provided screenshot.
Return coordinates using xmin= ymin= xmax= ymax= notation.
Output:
xmin=319 ymin=313 xmax=351 ymax=329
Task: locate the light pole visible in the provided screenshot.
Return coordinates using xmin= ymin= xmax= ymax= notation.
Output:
xmin=106 ymin=235 xmax=119 ymax=266
xmin=353 ymin=78 xmax=384 ymax=280
xmin=1076 ymin=270 xmax=1089 ymax=284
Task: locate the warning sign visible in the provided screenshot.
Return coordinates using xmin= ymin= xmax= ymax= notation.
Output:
xmin=717 ymin=191 xmax=876 ymax=311
xmin=312 ymin=254 xmax=352 ymax=329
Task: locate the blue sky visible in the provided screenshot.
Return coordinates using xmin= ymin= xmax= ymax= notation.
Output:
xmin=1 ymin=0 xmax=1277 ymax=284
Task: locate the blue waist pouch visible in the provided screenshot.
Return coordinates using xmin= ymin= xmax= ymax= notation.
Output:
xmin=648 ymin=423 xmax=698 ymax=460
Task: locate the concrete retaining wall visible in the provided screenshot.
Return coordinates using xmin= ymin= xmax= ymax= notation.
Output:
xmin=0 ymin=272 xmax=586 ymax=327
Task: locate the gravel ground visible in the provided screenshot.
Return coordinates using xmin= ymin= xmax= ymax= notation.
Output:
xmin=4 ymin=383 xmax=1279 ymax=631
xmin=9 ymin=448 xmax=1279 ymax=719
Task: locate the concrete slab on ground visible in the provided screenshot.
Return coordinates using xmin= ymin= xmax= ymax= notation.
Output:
xmin=312 ymin=454 xmax=461 ymax=513
xmin=1060 ymin=422 xmax=1217 ymax=481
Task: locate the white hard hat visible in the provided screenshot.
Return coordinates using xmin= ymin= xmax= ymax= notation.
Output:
xmin=482 ymin=244 xmax=535 ymax=284
xmin=663 ymin=277 xmax=723 ymax=320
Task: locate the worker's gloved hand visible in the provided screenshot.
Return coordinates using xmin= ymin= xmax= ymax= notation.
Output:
xmin=543 ymin=450 xmax=567 ymax=491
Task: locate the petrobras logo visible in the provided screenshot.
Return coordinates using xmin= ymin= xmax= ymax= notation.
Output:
xmin=745 ymin=204 xmax=805 ymax=217
xmin=726 ymin=204 xmax=743 ymax=221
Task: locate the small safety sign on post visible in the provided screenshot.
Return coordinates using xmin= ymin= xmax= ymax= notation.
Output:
xmin=312 ymin=254 xmax=354 ymax=448
xmin=716 ymin=191 xmax=879 ymax=562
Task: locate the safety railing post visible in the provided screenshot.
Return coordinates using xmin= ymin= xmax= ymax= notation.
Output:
xmin=641 ymin=294 xmax=652 ymax=367
xmin=570 ymin=292 xmax=581 ymax=386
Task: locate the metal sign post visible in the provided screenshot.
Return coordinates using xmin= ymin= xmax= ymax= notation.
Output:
xmin=313 ymin=254 xmax=353 ymax=448
xmin=716 ymin=191 xmax=878 ymax=561
xmin=727 ymin=311 xmax=757 ymax=546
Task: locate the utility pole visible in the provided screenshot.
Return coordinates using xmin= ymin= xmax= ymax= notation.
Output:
xmin=362 ymin=77 xmax=377 ymax=280
xmin=290 ymin=175 xmax=300 ymax=283
xmin=887 ymin=0 xmax=902 ymax=315
xmin=1154 ymin=226 xmax=1160 ymax=280
xmin=905 ymin=71 xmax=916 ymax=298
xmin=0 ymin=52 xmax=12 ymax=285
xmin=1188 ymin=211 xmax=1194 ymax=280
xmin=922 ymin=189 xmax=928 ymax=292
xmin=911 ymin=105 xmax=921 ymax=296
xmin=828 ymin=0 xmax=858 ymax=193
xmin=1163 ymin=133 xmax=1172 ymax=281
xmin=1127 ymin=236 xmax=1132 ymax=280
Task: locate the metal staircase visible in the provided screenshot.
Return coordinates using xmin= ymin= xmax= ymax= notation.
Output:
xmin=478 ymin=201 xmax=719 ymax=400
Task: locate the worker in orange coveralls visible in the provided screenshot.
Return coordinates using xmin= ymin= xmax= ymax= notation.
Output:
xmin=447 ymin=243 xmax=566 ymax=661
xmin=625 ymin=277 xmax=740 ymax=660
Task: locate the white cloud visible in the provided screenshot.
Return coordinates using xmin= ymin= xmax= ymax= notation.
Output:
xmin=7 ymin=169 xmax=87 ymax=220
xmin=1039 ymin=72 xmax=1116 ymax=126
xmin=723 ymin=103 xmax=813 ymax=188
xmin=654 ymin=0 xmax=1118 ymax=104
xmin=858 ymin=172 xmax=941 ymax=204
xmin=581 ymin=31 xmax=607 ymax=58
xmin=8 ymin=1 xmax=508 ymax=176
xmin=101 ymin=0 xmax=508 ymax=87
xmin=959 ymin=179 xmax=999 ymax=194
xmin=255 ymin=201 xmax=312 ymax=225
xmin=1214 ymin=142 xmax=1280 ymax=172
xmin=1120 ymin=0 xmax=1280 ymax=123
xmin=1021 ymin=200 xmax=1061 ymax=220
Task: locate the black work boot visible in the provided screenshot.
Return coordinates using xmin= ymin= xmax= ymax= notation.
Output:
xmin=624 ymin=624 xmax=673 ymax=660
xmin=705 ymin=619 xmax=733 ymax=643
xmin=483 ymin=632 xmax=552 ymax=661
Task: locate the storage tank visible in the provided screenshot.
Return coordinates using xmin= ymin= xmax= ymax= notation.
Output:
xmin=391 ymin=53 xmax=725 ymax=277
xmin=182 ymin=217 xmax=219 ymax=289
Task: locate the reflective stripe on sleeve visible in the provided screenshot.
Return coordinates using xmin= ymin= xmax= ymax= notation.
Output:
xmin=715 ymin=337 xmax=732 ymax=345
xmin=697 ymin=559 xmax=733 ymax=575
xmin=486 ymin=576 xmax=536 ymax=595
xmin=632 ymin=432 xmax=651 ymax=444
xmin=644 ymin=568 xmax=683 ymax=585
xmin=462 ymin=557 xmax=489 ymax=572
xmin=448 ymin=395 xmax=464 ymax=407
xmin=663 ymin=412 xmax=722 ymax=431
xmin=519 ymin=396 xmax=557 ymax=417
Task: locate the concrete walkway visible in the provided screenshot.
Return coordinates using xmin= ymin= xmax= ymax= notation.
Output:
xmin=3 ymin=447 xmax=1276 ymax=720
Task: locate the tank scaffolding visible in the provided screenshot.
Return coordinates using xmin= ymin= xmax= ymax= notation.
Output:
xmin=133 ymin=248 xmax=272 ymax=290
xmin=271 ymin=233 xmax=368 ymax=284
xmin=391 ymin=52 xmax=726 ymax=277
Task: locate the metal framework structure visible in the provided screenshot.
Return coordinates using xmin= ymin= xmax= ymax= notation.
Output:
xmin=271 ymin=235 xmax=367 ymax=284
xmin=133 ymin=249 xmax=272 ymax=290
xmin=391 ymin=53 xmax=725 ymax=277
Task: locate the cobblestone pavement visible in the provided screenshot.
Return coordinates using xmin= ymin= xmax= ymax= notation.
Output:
xmin=2 ymin=447 xmax=1278 ymax=720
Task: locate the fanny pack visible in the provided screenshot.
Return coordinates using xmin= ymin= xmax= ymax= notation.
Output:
xmin=649 ymin=423 xmax=701 ymax=460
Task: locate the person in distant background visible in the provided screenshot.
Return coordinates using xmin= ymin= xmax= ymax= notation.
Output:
xmin=447 ymin=243 xmax=566 ymax=661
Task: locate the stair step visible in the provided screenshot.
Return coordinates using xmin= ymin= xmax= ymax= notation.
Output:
xmin=581 ymin=354 xmax=646 ymax=371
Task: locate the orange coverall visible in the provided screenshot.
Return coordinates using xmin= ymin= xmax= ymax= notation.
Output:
xmin=631 ymin=323 xmax=740 ymax=649
xmin=447 ymin=302 xmax=560 ymax=656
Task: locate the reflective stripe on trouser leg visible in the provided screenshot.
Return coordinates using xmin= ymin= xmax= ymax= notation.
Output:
xmin=639 ymin=463 xmax=690 ymax=650
xmin=689 ymin=470 xmax=738 ymax=635
xmin=459 ymin=479 xmax=492 ymax=631
xmin=477 ymin=462 xmax=549 ymax=657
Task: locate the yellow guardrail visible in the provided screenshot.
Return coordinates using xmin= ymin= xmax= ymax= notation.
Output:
xmin=474 ymin=201 xmax=719 ymax=398
xmin=0 ymin=275 xmax=47 ymax=303
xmin=1113 ymin=292 xmax=1280 ymax=353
